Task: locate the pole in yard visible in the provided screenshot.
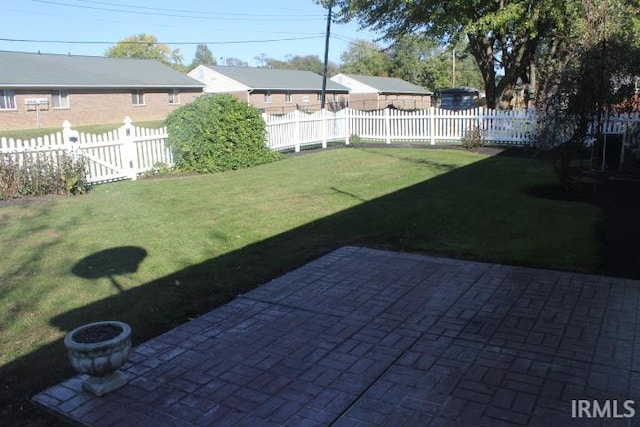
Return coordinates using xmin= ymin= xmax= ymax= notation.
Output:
xmin=452 ymin=48 xmax=456 ymax=87
xmin=321 ymin=1 xmax=333 ymax=110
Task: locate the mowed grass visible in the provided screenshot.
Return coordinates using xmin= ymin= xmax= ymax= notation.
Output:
xmin=0 ymin=147 xmax=600 ymax=424
xmin=0 ymin=120 xmax=165 ymax=139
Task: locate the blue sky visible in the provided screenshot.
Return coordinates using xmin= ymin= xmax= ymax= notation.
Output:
xmin=0 ymin=0 xmax=384 ymax=66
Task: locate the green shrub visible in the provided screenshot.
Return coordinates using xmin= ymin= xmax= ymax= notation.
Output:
xmin=165 ymin=94 xmax=282 ymax=173
xmin=462 ymin=126 xmax=484 ymax=150
xmin=0 ymin=152 xmax=88 ymax=200
xmin=349 ymin=134 xmax=364 ymax=144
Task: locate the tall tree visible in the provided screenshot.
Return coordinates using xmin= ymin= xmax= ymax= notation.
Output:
xmin=254 ymin=53 xmax=268 ymax=67
xmin=387 ymin=36 xmax=437 ymax=87
xmin=265 ymin=54 xmax=339 ymax=75
xmin=534 ymin=0 xmax=640 ymax=185
xmin=221 ymin=57 xmax=248 ymax=67
xmin=339 ymin=40 xmax=392 ymax=76
xmin=450 ymin=40 xmax=485 ymax=90
xmin=387 ymin=36 xmax=483 ymax=91
xmin=328 ymin=0 xmax=569 ymax=108
xmin=105 ymin=33 xmax=184 ymax=70
xmin=190 ymin=44 xmax=216 ymax=70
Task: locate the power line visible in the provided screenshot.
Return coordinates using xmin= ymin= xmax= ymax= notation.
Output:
xmin=0 ymin=7 xmax=323 ymax=35
xmin=30 ymin=0 xmax=325 ymax=22
xmin=0 ymin=36 xmax=324 ymax=46
xmin=331 ymin=34 xmax=389 ymax=52
xmin=69 ymin=0 xmax=321 ymax=18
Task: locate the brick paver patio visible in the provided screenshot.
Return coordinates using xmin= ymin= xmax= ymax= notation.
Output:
xmin=34 ymin=246 xmax=640 ymax=426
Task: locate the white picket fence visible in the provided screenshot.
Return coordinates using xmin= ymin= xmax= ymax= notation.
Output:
xmin=3 ymin=108 xmax=640 ymax=185
xmin=0 ymin=117 xmax=171 ymax=184
xmin=263 ymin=107 xmax=536 ymax=151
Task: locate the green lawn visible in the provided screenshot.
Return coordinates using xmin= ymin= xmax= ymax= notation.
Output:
xmin=0 ymin=147 xmax=600 ymax=425
xmin=0 ymin=120 xmax=165 ymax=139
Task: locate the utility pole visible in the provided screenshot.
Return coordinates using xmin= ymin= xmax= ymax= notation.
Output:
xmin=452 ymin=48 xmax=456 ymax=87
xmin=321 ymin=1 xmax=333 ymax=110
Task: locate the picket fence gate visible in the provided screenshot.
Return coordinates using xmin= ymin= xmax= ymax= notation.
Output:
xmin=0 ymin=117 xmax=171 ymax=184
xmin=3 ymin=108 xmax=640 ymax=185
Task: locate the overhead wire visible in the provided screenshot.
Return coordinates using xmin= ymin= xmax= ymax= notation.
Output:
xmin=0 ymin=7 xmax=323 ymax=35
xmin=29 ymin=0 xmax=325 ymax=22
xmin=68 ymin=0 xmax=321 ymax=18
xmin=0 ymin=36 xmax=325 ymax=46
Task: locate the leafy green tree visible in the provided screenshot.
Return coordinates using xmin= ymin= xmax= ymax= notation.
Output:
xmin=254 ymin=53 xmax=268 ymax=67
xmin=383 ymin=35 xmax=483 ymax=91
xmin=221 ymin=57 xmax=248 ymax=67
xmin=264 ymin=57 xmax=289 ymax=69
xmin=190 ymin=44 xmax=216 ymax=70
xmin=166 ymin=94 xmax=282 ymax=173
xmin=339 ymin=40 xmax=392 ymax=76
xmin=265 ymin=54 xmax=339 ymax=75
xmin=387 ymin=36 xmax=437 ymax=86
xmin=105 ymin=33 xmax=184 ymax=70
xmin=535 ymin=0 xmax=640 ymax=185
xmin=421 ymin=51 xmax=454 ymax=91
xmin=328 ymin=0 xmax=570 ymax=108
xmin=285 ymin=55 xmax=324 ymax=74
xmin=537 ymin=0 xmax=640 ymax=112
xmin=450 ymin=41 xmax=485 ymax=90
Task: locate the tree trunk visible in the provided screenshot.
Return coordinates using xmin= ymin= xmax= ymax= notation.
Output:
xmin=468 ymin=34 xmax=498 ymax=109
xmin=468 ymin=30 xmax=542 ymax=110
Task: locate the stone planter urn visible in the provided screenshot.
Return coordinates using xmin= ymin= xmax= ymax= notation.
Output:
xmin=64 ymin=320 xmax=131 ymax=397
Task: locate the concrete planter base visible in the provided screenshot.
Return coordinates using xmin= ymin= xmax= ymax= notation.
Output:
xmin=64 ymin=321 xmax=131 ymax=397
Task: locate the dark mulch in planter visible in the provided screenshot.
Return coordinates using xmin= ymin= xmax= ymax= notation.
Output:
xmin=72 ymin=324 xmax=123 ymax=344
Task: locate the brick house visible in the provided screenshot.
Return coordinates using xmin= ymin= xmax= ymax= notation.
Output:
xmin=330 ymin=73 xmax=432 ymax=110
xmin=0 ymin=51 xmax=204 ymax=130
xmin=188 ymin=65 xmax=350 ymax=114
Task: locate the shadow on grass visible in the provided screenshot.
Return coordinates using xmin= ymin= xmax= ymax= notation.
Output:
xmin=72 ymin=246 xmax=148 ymax=293
xmin=525 ymin=182 xmax=598 ymax=204
xmin=0 ymin=148 xmax=602 ymax=426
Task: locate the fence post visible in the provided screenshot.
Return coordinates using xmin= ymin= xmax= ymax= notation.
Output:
xmin=384 ymin=108 xmax=391 ymax=144
xmin=294 ymin=110 xmax=301 ymax=153
xmin=429 ymin=107 xmax=436 ymax=145
xmin=262 ymin=113 xmax=271 ymax=149
xmin=344 ymin=108 xmax=350 ymax=145
xmin=477 ymin=107 xmax=484 ymax=143
xmin=322 ymin=109 xmax=328 ymax=149
xmin=62 ymin=120 xmax=80 ymax=160
xmin=119 ymin=116 xmax=138 ymax=180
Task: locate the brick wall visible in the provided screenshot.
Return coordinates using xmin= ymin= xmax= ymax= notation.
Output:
xmin=0 ymin=88 xmax=202 ymax=130
xmin=219 ymin=90 xmax=348 ymax=115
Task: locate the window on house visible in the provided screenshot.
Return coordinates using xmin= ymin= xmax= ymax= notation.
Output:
xmin=132 ymin=90 xmax=145 ymax=105
xmin=264 ymin=91 xmax=272 ymax=103
xmin=285 ymin=92 xmax=292 ymax=103
xmin=168 ymin=89 xmax=180 ymax=104
xmin=0 ymin=89 xmax=16 ymax=110
xmin=52 ymin=90 xmax=69 ymax=109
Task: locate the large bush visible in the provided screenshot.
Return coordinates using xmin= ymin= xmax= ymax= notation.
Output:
xmin=166 ymin=94 xmax=282 ymax=173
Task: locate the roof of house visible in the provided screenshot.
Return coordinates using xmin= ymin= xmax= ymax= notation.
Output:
xmin=338 ymin=74 xmax=431 ymax=95
xmin=0 ymin=51 xmax=204 ymax=89
xmin=205 ymin=66 xmax=349 ymax=92
xmin=439 ymin=87 xmax=480 ymax=95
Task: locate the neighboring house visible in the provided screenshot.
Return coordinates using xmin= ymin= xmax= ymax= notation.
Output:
xmin=0 ymin=51 xmax=204 ymax=130
xmin=330 ymin=73 xmax=432 ymax=110
xmin=438 ymin=87 xmax=481 ymax=110
xmin=188 ymin=65 xmax=350 ymax=114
